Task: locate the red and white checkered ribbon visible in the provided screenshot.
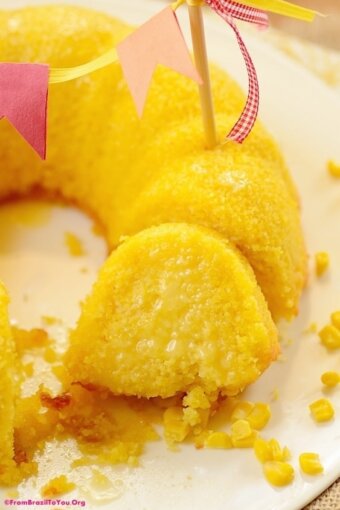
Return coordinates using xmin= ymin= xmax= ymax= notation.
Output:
xmin=204 ymin=0 xmax=269 ymax=142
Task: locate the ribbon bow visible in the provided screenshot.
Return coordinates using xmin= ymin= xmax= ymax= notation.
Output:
xmin=200 ymin=0 xmax=317 ymax=142
xmin=206 ymin=0 xmax=269 ymax=142
xmin=169 ymin=0 xmax=317 ymax=143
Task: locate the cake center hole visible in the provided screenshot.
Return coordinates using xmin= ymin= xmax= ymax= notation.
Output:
xmin=0 ymin=199 xmax=106 ymax=329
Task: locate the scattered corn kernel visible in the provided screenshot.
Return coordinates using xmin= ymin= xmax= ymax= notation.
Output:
xmin=299 ymin=453 xmax=324 ymax=475
xmin=231 ymin=420 xmax=252 ymax=439
xmin=254 ymin=437 xmax=272 ymax=463
xmin=246 ymin=403 xmax=271 ymax=430
xmin=263 ymin=461 xmax=294 ymax=487
xmin=269 ymin=439 xmax=291 ymax=462
xmin=315 ymin=252 xmax=329 ymax=277
xmin=231 ymin=420 xmax=257 ymax=448
xmin=254 ymin=437 xmax=290 ymax=464
xmin=230 ymin=401 xmax=254 ymax=423
xmin=328 ymin=160 xmax=340 ymax=178
xmin=64 ymin=231 xmax=85 ymax=257
xmin=309 ymin=398 xmax=335 ymax=422
xmin=330 ymin=311 xmax=340 ymax=329
xmin=205 ymin=431 xmax=232 ymax=449
xmin=319 ymin=325 xmax=340 ymax=350
xmin=321 ymin=371 xmax=340 ymax=387
xmin=163 ymin=407 xmax=190 ymax=444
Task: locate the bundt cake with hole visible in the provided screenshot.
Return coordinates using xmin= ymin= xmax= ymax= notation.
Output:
xmin=0 ymin=4 xmax=307 ymax=475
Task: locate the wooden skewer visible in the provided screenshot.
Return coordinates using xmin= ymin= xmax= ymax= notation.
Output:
xmin=187 ymin=2 xmax=217 ymax=149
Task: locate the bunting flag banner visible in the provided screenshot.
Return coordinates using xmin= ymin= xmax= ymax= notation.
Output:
xmin=0 ymin=63 xmax=49 ymax=159
xmin=117 ymin=6 xmax=202 ymax=117
xmin=0 ymin=1 xmax=318 ymax=157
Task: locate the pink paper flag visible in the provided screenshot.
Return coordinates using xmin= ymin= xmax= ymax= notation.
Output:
xmin=117 ymin=7 xmax=202 ymax=117
xmin=0 ymin=63 xmax=49 ymax=159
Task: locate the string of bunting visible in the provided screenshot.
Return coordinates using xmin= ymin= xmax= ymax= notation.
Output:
xmin=0 ymin=0 xmax=319 ymax=158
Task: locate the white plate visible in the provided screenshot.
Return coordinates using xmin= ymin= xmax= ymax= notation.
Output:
xmin=1 ymin=1 xmax=340 ymax=509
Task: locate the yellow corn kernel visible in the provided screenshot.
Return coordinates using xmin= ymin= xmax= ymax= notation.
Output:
xmin=328 ymin=160 xmax=340 ymax=178
xmin=254 ymin=437 xmax=272 ymax=463
xmin=309 ymin=398 xmax=335 ymax=422
xmin=268 ymin=439 xmax=290 ymax=461
xmin=299 ymin=453 xmax=324 ymax=475
xmin=319 ymin=325 xmax=340 ymax=350
xmin=205 ymin=431 xmax=232 ymax=449
xmin=163 ymin=407 xmax=190 ymax=443
xmin=282 ymin=446 xmax=291 ymax=462
xmin=330 ymin=311 xmax=340 ymax=329
xmin=246 ymin=403 xmax=271 ymax=430
xmin=263 ymin=461 xmax=294 ymax=487
xmin=230 ymin=401 xmax=254 ymax=423
xmin=315 ymin=252 xmax=329 ymax=277
xmin=254 ymin=437 xmax=291 ymax=464
xmin=321 ymin=371 xmax=340 ymax=387
xmin=231 ymin=420 xmax=257 ymax=448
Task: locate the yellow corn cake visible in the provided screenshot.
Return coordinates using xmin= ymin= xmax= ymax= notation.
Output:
xmin=0 ymin=4 xmax=308 ymax=482
xmin=0 ymin=5 xmax=307 ymax=320
xmin=0 ymin=283 xmax=15 ymax=472
xmin=65 ymin=224 xmax=279 ymax=398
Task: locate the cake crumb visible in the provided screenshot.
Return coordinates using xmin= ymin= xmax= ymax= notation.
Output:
xmin=64 ymin=231 xmax=85 ymax=257
xmin=315 ymin=252 xmax=330 ymax=277
xmin=41 ymin=315 xmax=61 ymax=326
xmin=13 ymin=327 xmax=49 ymax=353
xmin=41 ymin=475 xmax=75 ymax=498
xmin=304 ymin=322 xmax=318 ymax=334
xmin=271 ymin=388 xmax=280 ymax=402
